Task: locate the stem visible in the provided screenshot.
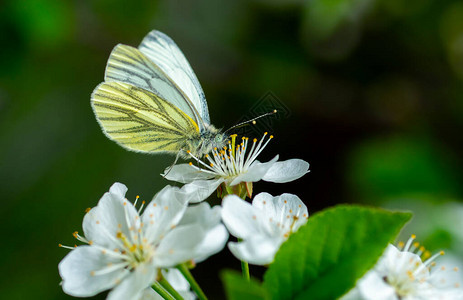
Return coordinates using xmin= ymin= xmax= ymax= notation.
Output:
xmin=152 ymin=281 xmax=176 ymax=300
xmin=241 ymin=260 xmax=250 ymax=281
xmin=237 ymin=238 xmax=250 ymax=281
xmin=159 ymin=276 xmax=185 ymax=300
xmin=177 ymin=263 xmax=208 ymax=300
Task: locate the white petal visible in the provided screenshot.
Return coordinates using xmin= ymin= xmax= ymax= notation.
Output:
xmin=228 ymin=236 xmax=282 ymax=265
xmin=222 ymin=195 xmax=262 ymax=239
xmin=161 ymin=268 xmax=190 ymax=291
xmin=272 ymin=193 xmax=308 ymax=233
xmin=357 ymin=270 xmax=398 ymax=300
xmin=109 ymin=182 xmax=129 ymax=198
xmin=193 ymin=224 xmax=229 ymax=263
xmin=179 ymin=203 xmax=221 ymax=229
xmin=59 ymin=246 xmax=128 ymax=297
xmin=180 ymin=178 xmax=223 ymax=203
xmin=142 ymin=185 xmax=188 ymax=244
xmin=230 ymin=155 xmax=279 ymax=186
xmin=107 ymin=263 xmax=157 ymax=300
xmin=176 ymin=203 xmax=228 ymax=262
xmin=163 ymin=164 xmax=215 ymax=183
xmin=262 ymin=159 xmax=310 ymax=183
xmin=140 ymin=288 xmax=163 ymax=300
xmin=154 ymin=224 xmax=205 ymax=267
xmin=83 ymin=186 xmax=140 ymax=249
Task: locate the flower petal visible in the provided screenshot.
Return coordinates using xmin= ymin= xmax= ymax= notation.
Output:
xmin=163 ymin=164 xmax=215 ymax=183
xmin=221 ymin=195 xmax=262 ymax=239
xmin=194 ymin=224 xmax=229 ymax=263
xmin=180 ymin=178 xmax=223 ymax=203
xmin=154 ymin=224 xmax=205 ymax=267
xmin=262 ymin=159 xmax=310 ymax=183
xmin=254 ymin=193 xmax=308 ymax=233
xmin=142 ymin=185 xmax=188 ymax=244
xmin=140 ymin=288 xmax=163 ymax=300
xmin=109 ymin=182 xmax=128 ymax=198
xmin=59 ymin=246 xmax=128 ymax=297
xmin=228 ymin=236 xmax=282 ymax=265
xmin=107 ymin=263 xmax=156 ymax=300
xmin=83 ymin=186 xmax=140 ymax=249
xmin=356 ymin=270 xmax=397 ymax=300
xmin=230 ymin=155 xmax=279 ymax=186
xmin=178 ymin=202 xmax=221 ymax=228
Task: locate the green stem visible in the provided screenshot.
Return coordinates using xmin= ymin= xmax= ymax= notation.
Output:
xmin=152 ymin=281 xmax=176 ymax=300
xmin=159 ymin=276 xmax=185 ymax=300
xmin=177 ymin=263 xmax=208 ymax=300
xmin=241 ymin=259 xmax=250 ymax=281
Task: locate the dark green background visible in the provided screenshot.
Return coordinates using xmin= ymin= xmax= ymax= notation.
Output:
xmin=2 ymin=0 xmax=463 ymax=298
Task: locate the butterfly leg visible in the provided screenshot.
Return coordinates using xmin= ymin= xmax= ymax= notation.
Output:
xmin=163 ymin=150 xmax=183 ymax=178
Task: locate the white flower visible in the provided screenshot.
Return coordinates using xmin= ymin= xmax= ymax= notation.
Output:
xmin=58 ymin=183 xmax=217 ymax=300
xmin=341 ymin=235 xmax=463 ymax=300
xmin=164 ymin=133 xmax=310 ymax=203
xmin=221 ymin=192 xmax=309 ymax=265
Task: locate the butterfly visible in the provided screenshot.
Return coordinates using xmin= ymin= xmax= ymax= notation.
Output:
xmin=91 ymin=30 xmax=227 ymax=159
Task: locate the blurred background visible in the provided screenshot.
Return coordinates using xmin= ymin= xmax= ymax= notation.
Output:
xmin=2 ymin=0 xmax=463 ymax=298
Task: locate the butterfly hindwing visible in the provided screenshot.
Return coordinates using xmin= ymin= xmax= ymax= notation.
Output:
xmin=91 ymin=81 xmax=199 ymax=153
xmin=139 ymin=30 xmax=211 ymax=125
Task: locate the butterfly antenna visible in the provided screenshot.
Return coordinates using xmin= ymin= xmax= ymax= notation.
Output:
xmin=224 ymin=109 xmax=277 ymax=134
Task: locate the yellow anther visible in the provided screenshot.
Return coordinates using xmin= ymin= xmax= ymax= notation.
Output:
xmin=136 ymin=195 xmax=139 ymax=199
xmin=270 ymin=135 xmax=274 ymax=139
xmin=253 ymin=138 xmax=257 ymax=143
xmin=273 ymin=109 xmax=277 ymax=113
xmin=413 ymin=242 xmax=420 ymax=248
xmin=58 ymin=244 xmax=62 ymax=247
xmin=423 ymin=251 xmax=431 ymax=259
xmin=252 ymin=120 xmax=256 ymax=125
xmin=189 ymin=162 xmax=193 ymax=166
xmin=210 ymin=163 xmax=214 ymax=167
xmin=85 ymin=207 xmax=91 ymax=213
xmin=264 ymin=132 xmax=268 ymax=135
xmin=205 ymin=154 xmax=209 ymax=157
xmin=440 ymin=250 xmax=445 ymax=255
xmin=186 ymin=150 xmax=191 ymax=153
xmin=411 ymin=234 xmax=416 ymax=239
xmin=398 ymin=241 xmax=405 ymax=248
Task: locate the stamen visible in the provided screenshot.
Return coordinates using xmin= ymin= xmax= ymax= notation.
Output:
xmin=58 ymin=244 xmax=76 ymax=250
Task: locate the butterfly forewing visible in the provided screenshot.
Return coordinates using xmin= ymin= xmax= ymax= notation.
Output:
xmin=139 ymin=30 xmax=211 ymax=125
xmin=91 ymin=81 xmax=200 ymax=153
xmin=104 ymin=44 xmax=204 ymax=130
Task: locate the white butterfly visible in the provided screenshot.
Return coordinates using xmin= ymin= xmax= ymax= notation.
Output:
xmin=91 ymin=30 xmax=226 ymax=159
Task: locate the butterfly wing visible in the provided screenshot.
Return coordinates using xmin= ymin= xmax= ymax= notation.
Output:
xmin=138 ymin=30 xmax=211 ymax=125
xmin=104 ymin=44 xmax=205 ymax=130
xmin=91 ymin=81 xmax=199 ymax=153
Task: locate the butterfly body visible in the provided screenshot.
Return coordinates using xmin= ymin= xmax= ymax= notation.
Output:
xmin=91 ymin=30 xmax=227 ymax=159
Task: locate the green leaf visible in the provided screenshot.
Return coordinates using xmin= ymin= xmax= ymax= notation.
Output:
xmin=263 ymin=205 xmax=411 ymax=300
xmin=222 ymin=270 xmax=267 ymax=300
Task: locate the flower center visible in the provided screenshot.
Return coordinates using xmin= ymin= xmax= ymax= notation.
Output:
xmin=186 ymin=132 xmax=273 ymax=179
